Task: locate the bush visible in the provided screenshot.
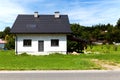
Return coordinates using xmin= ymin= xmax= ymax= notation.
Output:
xmin=67 ymin=40 xmax=84 ymax=53
xmin=19 ymin=52 xmax=29 ymax=56
xmin=5 ymin=35 xmax=15 ymax=50
xmin=49 ymin=53 xmax=64 ymax=56
xmin=114 ymin=45 xmax=118 ymax=51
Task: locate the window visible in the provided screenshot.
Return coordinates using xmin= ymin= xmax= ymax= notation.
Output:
xmin=51 ymin=39 xmax=59 ymax=47
xmin=26 ymin=24 xmax=36 ymax=28
xmin=23 ymin=39 xmax=32 ymax=47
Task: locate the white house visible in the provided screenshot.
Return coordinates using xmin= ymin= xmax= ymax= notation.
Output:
xmin=11 ymin=12 xmax=71 ymax=55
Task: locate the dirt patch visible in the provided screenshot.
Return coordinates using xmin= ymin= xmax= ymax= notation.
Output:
xmin=91 ymin=59 xmax=120 ymax=70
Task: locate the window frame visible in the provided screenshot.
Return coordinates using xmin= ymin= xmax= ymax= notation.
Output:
xmin=51 ymin=39 xmax=59 ymax=47
xmin=23 ymin=39 xmax=32 ymax=47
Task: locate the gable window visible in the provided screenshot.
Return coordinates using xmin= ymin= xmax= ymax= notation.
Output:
xmin=23 ymin=39 xmax=32 ymax=47
xmin=51 ymin=39 xmax=59 ymax=47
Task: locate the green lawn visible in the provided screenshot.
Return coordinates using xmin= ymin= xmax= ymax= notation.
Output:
xmin=87 ymin=44 xmax=120 ymax=54
xmin=0 ymin=45 xmax=120 ymax=70
xmin=0 ymin=50 xmax=101 ymax=70
xmin=86 ymin=44 xmax=120 ymax=63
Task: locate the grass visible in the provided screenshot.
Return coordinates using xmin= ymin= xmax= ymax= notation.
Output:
xmin=0 ymin=45 xmax=120 ymax=70
xmin=0 ymin=50 xmax=101 ymax=70
xmin=86 ymin=44 xmax=120 ymax=63
xmin=87 ymin=44 xmax=120 ymax=54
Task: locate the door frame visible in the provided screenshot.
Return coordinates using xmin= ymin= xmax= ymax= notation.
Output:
xmin=38 ymin=40 xmax=44 ymax=52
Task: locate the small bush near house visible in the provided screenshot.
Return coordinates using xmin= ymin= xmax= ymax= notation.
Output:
xmin=113 ymin=45 xmax=118 ymax=51
xmin=19 ymin=52 xmax=30 ymax=56
xmin=49 ymin=53 xmax=64 ymax=56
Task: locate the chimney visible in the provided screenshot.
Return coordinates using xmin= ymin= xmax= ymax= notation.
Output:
xmin=54 ymin=11 xmax=60 ymax=18
xmin=34 ymin=12 xmax=38 ymax=18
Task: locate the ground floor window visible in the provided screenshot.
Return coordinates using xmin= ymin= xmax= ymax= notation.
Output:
xmin=23 ymin=39 xmax=32 ymax=47
xmin=51 ymin=39 xmax=59 ymax=47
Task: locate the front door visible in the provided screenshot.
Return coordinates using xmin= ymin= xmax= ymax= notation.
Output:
xmin=38 ymin=40 xmax=44 ymax=52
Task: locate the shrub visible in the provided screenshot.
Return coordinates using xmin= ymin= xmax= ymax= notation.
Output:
xmin=19 ymin=52 xmax=29 ymax=56
xmin=49 ymin=53 xmax=64 ymax=56
xmin=114 ymin=45 xmax=118 ymax=51
xmin=5 ymin=35 xmax=15 ymax=50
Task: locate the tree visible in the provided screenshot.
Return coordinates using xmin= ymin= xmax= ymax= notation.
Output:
xmin=0 ymin=27 xmax=11 ymax=40
xmin=5 ymin=35 xmax=15 ymax=49
xmin=115 ymin=18 xmax=120 ymax=29
xmin=2 ymin=27 xmax=15 ymax=49
xmin=67 ymin=40 xmax=85 ymax=53
xmin=0 ymin=32 xmax=4 ymax=38
xmin=3 ymin=27 xmax=11 ymax=39
xmin=68 ymin=24 xmax=89 ymax=52
xmin=71 ymin=24 xmax=85 ymax=37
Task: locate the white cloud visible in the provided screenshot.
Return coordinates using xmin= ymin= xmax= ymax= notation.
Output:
xmin=0 ymin=0 xmax=28 ymax=31
xmin=64 ymin=0 xmax=120 ymax=26
xmin=0 ymin=0 xmax=57 ymax=31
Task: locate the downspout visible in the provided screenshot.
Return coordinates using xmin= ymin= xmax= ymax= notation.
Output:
xmin=15 ymin=35 xmax=18 ymax=55
xmin=67 ymin=35 xmax=68 ymax=55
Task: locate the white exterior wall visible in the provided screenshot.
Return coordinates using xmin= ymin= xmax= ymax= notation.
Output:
xmin=15 ymin=34 xmax=67 ymax=55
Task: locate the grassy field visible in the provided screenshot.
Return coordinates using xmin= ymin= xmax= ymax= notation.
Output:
xmin=0 ymin=45 xmax=120 ymax=70
xmin=86 ymin=44 xmax=120 ymax=63
xmin=87 ymin=44 xmax=120 ymax=54
xmin=0 ymin=50 xmax=101 ymax=70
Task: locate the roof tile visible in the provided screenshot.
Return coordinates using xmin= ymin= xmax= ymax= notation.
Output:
xmin=11 ymin=15 xmax=72 ymax=34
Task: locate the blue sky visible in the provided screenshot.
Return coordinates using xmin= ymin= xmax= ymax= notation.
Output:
xmin=0 ymin=0 xmax=120 ymax=31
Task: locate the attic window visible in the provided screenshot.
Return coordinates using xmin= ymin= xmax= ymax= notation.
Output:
xmin=26 ymin=24 xmax=36 ymax=28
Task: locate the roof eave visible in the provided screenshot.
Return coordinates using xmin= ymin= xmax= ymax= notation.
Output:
xmin=11 ymin=32 xmax=72 ymax=34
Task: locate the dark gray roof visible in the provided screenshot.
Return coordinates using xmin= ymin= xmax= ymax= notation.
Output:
xmin=11 ymin=14 xmax=72 ymax=34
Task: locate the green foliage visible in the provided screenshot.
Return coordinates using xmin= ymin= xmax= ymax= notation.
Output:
xmin=0 ymin=27 xmax=15 ymax=50
xmin=1 ymin=27 xmax=11 ymax=39
xmin=116 ymin=18 xmax=120 ymax=29
xmin=86 ymin=44 xmax=120 ymax=54
xmin=113 ymin=45 xmax=118 ymax=51
xmin=70 ymin=18 xmax=120 ymax=44
xmin=67 ymin=40 xmax=77 ymax=52
xmin=19 ymin=52 xmax=30 ymax=56
xmin=0 ymin=32 xmax=4 ymax=39
xmin=3 ymin=27 xmax=11 ymax=36
xmin=67 ymin=40 xmax=84 ymax=53
xmin=5 ymin=35 xmax=15 ymax=50
xmin=49 ymin=53 xmax=64 ymax=56
xmin=71 ymin=24 xmax=85 ymax=37
xmin=68 ymin=24 xmax=88 ymax=52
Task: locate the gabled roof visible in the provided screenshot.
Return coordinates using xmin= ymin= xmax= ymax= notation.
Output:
xmin=11 ymin=14 xmax=72 ymax=34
